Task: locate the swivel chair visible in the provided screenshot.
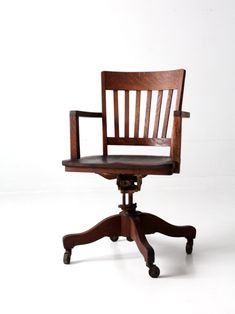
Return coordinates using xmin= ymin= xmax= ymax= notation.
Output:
xmin=62 ymin=70 xmax=196 ymax=278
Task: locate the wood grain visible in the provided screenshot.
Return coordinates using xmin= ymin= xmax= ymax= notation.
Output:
xmin=107 ymin=137 xmax=170 ymax=146
xmin=102 ymin=72 xmax=108 ymax=155
xmin=152 ymin=90 xmax=163 ymax=138
xmin=144 ymin=91 xmax=152 ymax=138
xmin=161 ymin=89 xmax=173 ymax=138
xmin=113 ymin=90 xmax=119 ymax=137
xmin=63 ymin=69 xmax=195 ymax=278
xmin=103 ymin=70 xmax=185 ymax=90
xmin=70 ymin=111 xmax=80 ymax=159
xmin=134 ymin=90 xmax=141 ymax=138
xmin=125 ymin=90 xmax=129 ymax=138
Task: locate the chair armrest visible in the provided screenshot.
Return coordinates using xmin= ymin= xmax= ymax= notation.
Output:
xmin=170 ymin=111 xmax=190 ymax=173
xmin=71 ymin=110 xmax=102 ymax=118
xmin=174 ymin=110 xmax=190 ymax=118
xmin=70 ymin=110 xmax=102 ymax=159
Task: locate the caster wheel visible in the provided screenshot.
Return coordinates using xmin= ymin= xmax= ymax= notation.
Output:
xmin=186 ymin=239 xmax=194 ymax=254
xmin=63 ymin=251 xmax=71 ymax=264
xmin=110 ymin=235 xmax=119 ymax=242
xmin=148 ymin=264 xmax=160 ymax=278
xmin=126 ymin=237 xmax=133 ymax=242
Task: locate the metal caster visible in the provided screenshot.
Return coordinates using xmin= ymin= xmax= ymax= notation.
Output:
xmin=63 ymin=251 xmax=71 ymax=264
xmin=110 ymin=235 xmax=119 ymax=242
xmin=186 ymin=239 xmax=194 ymax=254
xmin=126 ymin=236 xmax=133 ymax=242
xmin=148 ymin=264 xmax=160 ymax=278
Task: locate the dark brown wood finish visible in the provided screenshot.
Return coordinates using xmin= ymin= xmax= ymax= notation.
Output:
xmin=125 ymin=90 xmax=129 ymax=138
xmin=134 ymin=90 xmax=141 ymax=138
xmin=62 ymin=69 xmax=195 ymax=278
xmin=144 ymin=90 xmax=152 ymax=138
xmin=161 ymin=89 xmax=173 ymax=138
xmin=100 ymin=69 xmax=186 ymax=164
xmin=152 ymin=90 xmax=163 ymax=138
xmin=174 ymin=110 xmax=190 ymax=118
xmin=170 ymin=110 xmax=190 ymax=173
xmin=103 ymin=70 xmax=184 ymax=90
xmin=101 ymin=72 xmax=108 ymax=155
xmin=70 ymin=111 xmax=79 ymax=160
xmin=107 ymin=137 xmax=170 ymax=146
xmin=63 ymin=201 xmax=196 ymax=276
xmin=70 ymin=111 xmax=102 ymax=160
xmin=113 ymin=90 xmax=119 ymax=138
xmin=63 ymin=155 xmax=175 ymax=176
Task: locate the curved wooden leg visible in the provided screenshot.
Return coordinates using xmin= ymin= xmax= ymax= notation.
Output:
xmin=141 ymin=213 xmax=196 ymax=240
xmin=63 ymin=214 xmax=121 ymax=251
xmin=129 ymin=216 xmax=154 ymax=264
xmin=129 ymin=215 xmax=160 ymax=278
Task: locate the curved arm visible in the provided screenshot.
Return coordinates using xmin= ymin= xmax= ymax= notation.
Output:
xmin=71 ymin=110 xmax=102 ymax=118
xmin=70 ymin=110 xmax=102 ymax=159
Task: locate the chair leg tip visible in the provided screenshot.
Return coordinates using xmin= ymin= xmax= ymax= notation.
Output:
xmin=110 ymin=235 xmax=119 ymax=242
xmin=148 ymin=264 xmax=160 ymax=278
xmin=186 ymin=239 xmax=194 ymax=254
xmin=63 ymin=251 xmax=71 ymax=264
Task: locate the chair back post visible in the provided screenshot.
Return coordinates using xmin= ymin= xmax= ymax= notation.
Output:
xmin=170 ymin=115 xmax=182 ymax=173
xmin=101 ymin=72 xmax=108 ymax=156
xmin=170 ymin=70 xmax=186 ymax=173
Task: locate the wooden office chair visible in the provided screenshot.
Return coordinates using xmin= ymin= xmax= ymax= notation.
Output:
xmin=62 ymin=70 xmax=196 ymax=278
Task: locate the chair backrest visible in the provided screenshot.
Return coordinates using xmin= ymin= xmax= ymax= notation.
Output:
xmin=101 ymin=70 xmax=186 ymax=156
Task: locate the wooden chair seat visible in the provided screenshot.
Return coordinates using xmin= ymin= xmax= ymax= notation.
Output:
xmin=62 ymin=155 xmax=175 ymax=175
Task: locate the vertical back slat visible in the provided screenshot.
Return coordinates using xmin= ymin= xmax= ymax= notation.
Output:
xmin=143 ymin=90 xmax=152 ymax=138
xmin=134 ymin=90 xmax=141 ymax=138
xmin=113 ymin=90 xmax=119 ymax=137
xmin=125 ymin=90 xmax=129 ymax=138
xmin=161 ymin=89 xmax=173 ymax=138
xmin=152 ymin=90 xmax=163 ymax=138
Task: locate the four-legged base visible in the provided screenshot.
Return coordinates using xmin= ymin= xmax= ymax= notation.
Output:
xmin=63 ymin=210 xmax=196 ymax=278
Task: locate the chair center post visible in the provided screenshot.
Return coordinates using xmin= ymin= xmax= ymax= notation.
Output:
xmin=117 ymin=175 xmax=142 ymax=213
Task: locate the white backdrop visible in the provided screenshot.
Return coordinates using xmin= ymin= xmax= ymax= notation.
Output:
xmin=1 ymin=1 xmax=235 ymax=314
xmin=1 ymin=0 xmax=235 ymax=193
